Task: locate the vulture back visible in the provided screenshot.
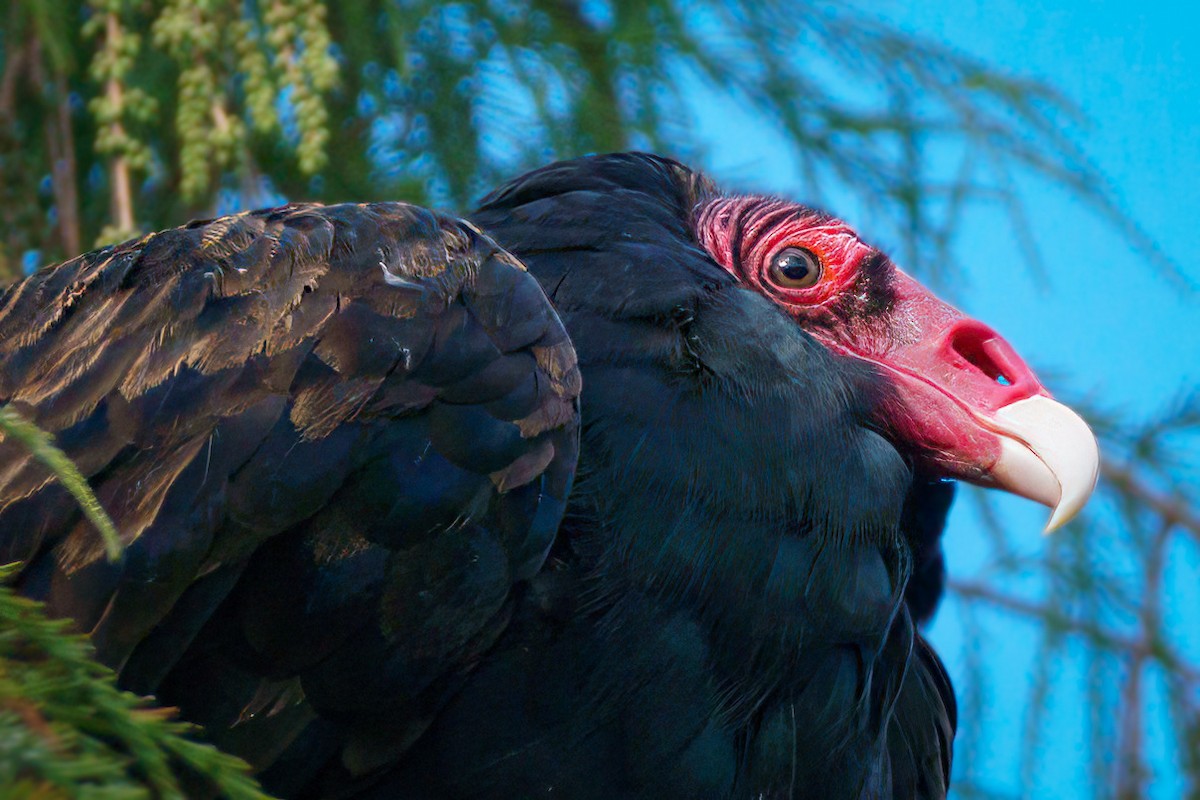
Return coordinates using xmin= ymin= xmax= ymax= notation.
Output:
xmin=0 ymin=202 xmax=580 ymax=787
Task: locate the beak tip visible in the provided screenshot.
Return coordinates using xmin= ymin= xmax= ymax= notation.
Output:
xmin=991 ymin=395 xmax=1101 ymax=535
xmin=1041 ymin=447 xmax=1100 ymax=535
xmin=1042 ymin=508 xmax=1072 ymax=535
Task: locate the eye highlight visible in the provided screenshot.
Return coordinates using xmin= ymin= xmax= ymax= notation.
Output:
xmin=768 ymin=247 xmax=822 ymax=288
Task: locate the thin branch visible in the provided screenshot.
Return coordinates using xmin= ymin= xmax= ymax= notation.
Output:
xmin=104 ymin=12 xmax=135 ymax=234
xmin=949 ymin=578 xmax=1200 ymax=686
xmin=1104 ymin=461 xmax=1200 ymax=541
xmin=58 ymin=76 xmax=80 ymax=256
xmin=1115 ymin=520 xmax=1170 ymax=799
xmin=46 ymin=72 xmax=81 ymax=257
xmin=0 ymin=40 xmax=25 ymax=118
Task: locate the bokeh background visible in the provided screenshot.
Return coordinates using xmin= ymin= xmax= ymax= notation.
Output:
xmin=1 ymin=2 xmax=1196 ymax=798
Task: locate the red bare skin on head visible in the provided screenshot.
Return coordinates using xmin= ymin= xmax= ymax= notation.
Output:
xmin=697 ymin=197 xmax=867 ymax=311
xmin=694 ymin=195 xmax=1049 ymax=485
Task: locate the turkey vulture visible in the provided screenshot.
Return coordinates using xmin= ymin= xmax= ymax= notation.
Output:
xmin=0 ymin=153 xmax=1097 ymax=799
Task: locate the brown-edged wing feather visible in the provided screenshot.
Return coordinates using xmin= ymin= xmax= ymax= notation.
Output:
xmin=0 ymin=202 xmax=579 ymax=778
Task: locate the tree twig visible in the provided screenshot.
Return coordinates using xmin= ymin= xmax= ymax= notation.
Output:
xmin=948 ymin=577 xmax=1200 ymax=686
xmin=0 ymin=40 xmax=24 ymax=119
xmin=54 ymin=72 xmax=80 ymax=257
xmin=40 ymin=68 xmax=81 ymax=258
xmin=1104 ymin=461 xmax=1200 ymax=541
xmin=104 ymin=12 xmax=135 ymax=234
xmin=1115 ymin=520 xmax=1170 ymax=799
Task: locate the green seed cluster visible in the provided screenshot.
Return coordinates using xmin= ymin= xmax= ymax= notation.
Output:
xmin=265 ymin=0 xmax=338 ymax=175
xmin=84 ymin=4 xmax=156 ymax=174
xmin=82 ymin=0 xmax=338 ymax=206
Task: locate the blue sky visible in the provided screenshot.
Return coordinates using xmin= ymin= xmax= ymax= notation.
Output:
xmin=687 ymin=2 xmax=1198 ymax=797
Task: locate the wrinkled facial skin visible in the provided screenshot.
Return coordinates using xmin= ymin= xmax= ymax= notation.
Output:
xmin=695 ymin=195 xmax=1099 ymax=531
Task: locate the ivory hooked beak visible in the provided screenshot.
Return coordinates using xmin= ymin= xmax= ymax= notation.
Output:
xmin=986 ymin=395 xmax=1100 ymax=533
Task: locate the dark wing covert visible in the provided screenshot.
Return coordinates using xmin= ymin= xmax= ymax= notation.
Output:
xmin=0 ymin=201 xmax=580 ymax=785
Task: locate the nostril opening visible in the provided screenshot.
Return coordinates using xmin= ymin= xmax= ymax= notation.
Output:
xmin=948 ymin=324 xmax=1013 ymax=386
xmin=938 ymin=319 xmax=1044 ymax=406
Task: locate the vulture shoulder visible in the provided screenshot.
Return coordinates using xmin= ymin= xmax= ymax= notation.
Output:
xmin=0 ymin=202 xmax=579 ymax=778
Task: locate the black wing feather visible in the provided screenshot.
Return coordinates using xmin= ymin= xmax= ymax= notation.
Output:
xmin=0 ymin=202 xmax=580 ymax=783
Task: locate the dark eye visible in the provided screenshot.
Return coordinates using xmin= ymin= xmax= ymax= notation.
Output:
xmin=768 ymin=247 xmax=822 ymax=288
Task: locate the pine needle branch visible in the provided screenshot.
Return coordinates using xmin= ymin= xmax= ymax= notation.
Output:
xmin=0 ymin=564 xmax=275 ymax=798
xmin=0 ymin=405 xmax=121 ymax=562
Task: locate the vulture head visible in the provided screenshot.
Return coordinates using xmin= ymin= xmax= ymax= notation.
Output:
xmin=694 ymin=195 xmax=1099 ymax=532
xmin=479 ymin=153 xmax=1099 ymax=540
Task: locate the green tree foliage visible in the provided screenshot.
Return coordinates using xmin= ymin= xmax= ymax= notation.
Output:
xmin=0 ymin=406 xmax=272 ymax=797
xmin=2 ymin=0 xmax=1156 ymax=276
xmin=0 ymin=566 xmax=273 ymax=798
xmin=0 ymin=1 xmax=1196 ymax=797
xmin=0 ymin=406 xmax=120 ymax=561
xmin=1 ymin=0 xmax=337 ymax=266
